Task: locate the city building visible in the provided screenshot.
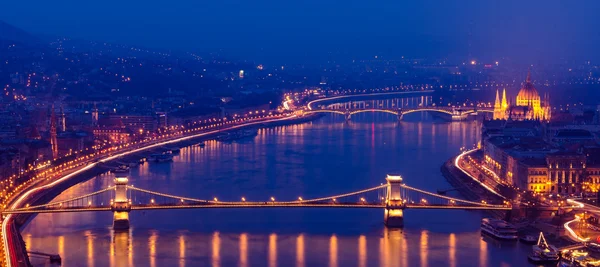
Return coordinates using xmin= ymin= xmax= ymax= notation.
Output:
xmin=493 ymin=71 xmax=551 ymax=121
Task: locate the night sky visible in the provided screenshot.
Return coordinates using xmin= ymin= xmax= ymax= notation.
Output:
xmin=2 ymin=0 xmax=600 ymax=64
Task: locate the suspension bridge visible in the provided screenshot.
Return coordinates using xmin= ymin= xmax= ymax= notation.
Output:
xmin=303 ymin=98 xmax=494 ymax=121
xmin=2 ymin=173 xmax=511 ymax=229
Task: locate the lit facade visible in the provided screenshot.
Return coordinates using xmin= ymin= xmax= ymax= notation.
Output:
xmin=493 ymin=71 xmax=551 ymax=121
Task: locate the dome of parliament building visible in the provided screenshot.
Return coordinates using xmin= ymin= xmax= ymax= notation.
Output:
xmin=516 ymin=71 xmax=540 ymax=106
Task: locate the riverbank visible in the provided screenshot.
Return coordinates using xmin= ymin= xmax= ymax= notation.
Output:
xmin=7 ymin=113 xmax=322 ymax=266
xmin=442 ymin=155 xmax=579 ymax=250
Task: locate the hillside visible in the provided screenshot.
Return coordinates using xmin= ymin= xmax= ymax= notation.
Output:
xmin=0 ymin=20 xmax=39 ymax=43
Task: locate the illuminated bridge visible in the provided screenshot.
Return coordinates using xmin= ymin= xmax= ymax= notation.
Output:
xmin=304 ymin=98 xmax=494 ymax=121
xmin=3 ymin=173 xmax=511 ymax=229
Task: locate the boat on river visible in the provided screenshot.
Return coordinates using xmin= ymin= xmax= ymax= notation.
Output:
xmin=217 ymin=129 xmax=258 ymax=142
xmin=148 ymin=152 xmax=174 ymax=162
xmin=481 ymin=218 xmax=518 ymax=240
xmin=527 ymin=232 xmax=559 ymax=264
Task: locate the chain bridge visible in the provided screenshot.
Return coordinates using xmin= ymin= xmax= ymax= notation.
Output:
xmin=3 ymin=172 xmax=511 ymax=229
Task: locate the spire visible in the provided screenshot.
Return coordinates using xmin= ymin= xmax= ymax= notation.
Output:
xmin=494 ymin=90 xmax=500 ymax=108
xmin=501 ymin=88 xmax=508 ymax=109
xmin=50 ymin=105 xmax=58 ymax=159
xmin=526 ymin=69 xmax=532 ymax=83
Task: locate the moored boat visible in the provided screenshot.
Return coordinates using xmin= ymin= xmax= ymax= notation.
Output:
xmin=217 ymin=129 xmax=258 ymax=142
xmin=528 ymin=232 xmax=559 ymax=264
xmin=148 ymin=153 xmax=173 ymax=162
xmin=481 ymin=218 xmax=518 ymax=240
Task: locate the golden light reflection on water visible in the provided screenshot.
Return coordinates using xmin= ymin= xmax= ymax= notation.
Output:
xmin=58 ymin=235 xmax=64 ymax=260
xmin=240 ymin=233 xmax=248 ymax=267
xmin=149 ymin=231 xmax=157 ymax=267
xmin=420 ymin=230 xmax=428 ymax=267
xmin=212 ymin=231 xmax=220 ymax=267
xmin=296 ymin=234 xmax=304 ymax=267
xmin=379 ymin=230 xmax=388 ymax=267
xmin=480 ymin=236 xmax=488 ymax=266
xmin=401 ymin=231 xmax=408 ymax=267
xmin=23 ymin=225 xmax=500 ymax=267
xmin=449 ymin=233 xmax=456 ymax=267
xmin=109 ymin=231 xmax=115 ymax=267
xmin=329 ymin=235 xmax=338 ymax=267
xmin=129 ymin=229 xmax=133 ymax=267
xmin=179 ymin=234 xmax=185 ymax=267
xmin=269 ymin=233 xmax=277 ymax=267
xmin=358 ymin=235 xmax=366 ymax=267
xmin=85 ymin=230 xmax=94 ymax=267
xmin=387 ymin=229 xmax=402 ymax=267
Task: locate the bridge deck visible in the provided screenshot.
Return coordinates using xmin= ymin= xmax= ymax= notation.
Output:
xmin=3 ymin=203 xmax=511 ymax=214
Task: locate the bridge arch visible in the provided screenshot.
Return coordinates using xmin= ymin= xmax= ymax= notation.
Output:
xmin=348 ymin=109 xmax=399 ymax=116
xmin=401 ymin=108 xmax=454 ymax=116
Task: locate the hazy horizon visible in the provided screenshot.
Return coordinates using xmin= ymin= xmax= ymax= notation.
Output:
xmin=3 ymin=0 xmax=600 ymax=65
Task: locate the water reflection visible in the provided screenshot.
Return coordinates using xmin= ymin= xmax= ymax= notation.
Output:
xmin=149 ymin=231 xmax=157 ymax=267
xmin=480 ymin=237 xmax=488 ymax=266
xmin=329 ymin=235 xmax=338 ymax=267
xmin=85 ymin=231 xmax=94 ymax=267
xmin=24 ymin=229 xmax=527 ymax=267
xmin=179 ymin=234 xmax=185 ymax=267
xmin=240 ymin=233 xmax=248 ymax=267
xmin=449 ymin=233 xmax=456 ymax=267
xmin=420 ymin=230 xmax=428 ymax=267
xmin=358 ymin=235 xmax=366 ymax=267
xmin=296 ymin=234 xmax=304 ymax=267
xmin=269 ymin=233 xmax=277 ymax=267
xmin=212 ymin=232 xmax=220 ymax=267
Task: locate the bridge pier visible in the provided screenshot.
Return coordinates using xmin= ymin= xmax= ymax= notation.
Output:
xmin=111 ymin=168 xmax=131 ymax=230
xmin=384 ymin=174 xmax=405 ymax=228
xmin=344 ymin=110 xmax=351 ymax=121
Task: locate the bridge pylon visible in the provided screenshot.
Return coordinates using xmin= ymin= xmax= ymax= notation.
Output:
xmin=384 ymin=174 xmax=405 ymax=227
xmin=111 ymin=168 xmax=131 ymax=230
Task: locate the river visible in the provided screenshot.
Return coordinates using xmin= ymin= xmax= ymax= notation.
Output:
xmin=22 ymin=109 xmax=534 ymax=267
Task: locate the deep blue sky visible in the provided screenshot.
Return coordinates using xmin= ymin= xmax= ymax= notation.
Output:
xmin=2 ymin=0 xmax=600 ymax=64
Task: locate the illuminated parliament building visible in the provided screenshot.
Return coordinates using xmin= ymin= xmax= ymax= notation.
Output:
xmin=493 ymin=71 xmax=551 ymax=121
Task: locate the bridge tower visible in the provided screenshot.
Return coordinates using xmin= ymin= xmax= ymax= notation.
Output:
xmin=111 ymin=168 xmax=131 ymax=230
xmin=384 ymin=174 xmax=405 ymax=227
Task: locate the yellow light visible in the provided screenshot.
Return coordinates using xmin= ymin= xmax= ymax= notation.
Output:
xmin=271 ymin=197 xmax=275 ymax=202
xmin=298 ymin=197 xmax=303 ymax=201
xmin=214 ymin=197 xmax=218 ymax=202
xmin=241 ymin=197 xmax=246 ymax=202
xmin=151 ymin=199 xmax=155 ymax=204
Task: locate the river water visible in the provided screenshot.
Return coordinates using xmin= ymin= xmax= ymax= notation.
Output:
xmin=23 ymin=110 xmax=534 ymax=267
